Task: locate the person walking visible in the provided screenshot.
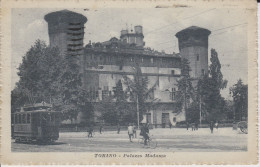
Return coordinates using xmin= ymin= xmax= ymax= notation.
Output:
xmin=140 ymin=123 xmax=150 ymax=146
xmin=169 ymin=122 xmax=172 ymax=129
xmin=128 ymin=123 xmax=134 ymax=142
xmin=191 ymin=122 xmax=195 ymax=131
xmin=87 ymin=125 xmax=94 ymax=138
xmin=186 ymin=121 xmax=189 ymax=130
xmin=99 ymin=124 xmax=103 ymax=134
xmin=209 ymin=121 xmax=214 ymax=134
xmin=117 ymin=123 xmax=120 ymax=134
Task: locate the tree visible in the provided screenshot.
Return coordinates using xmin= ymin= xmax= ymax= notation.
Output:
xmin=123 ymin=63 xmax=157 ymax=126
xmin=175 ymin=58 xmax=195 ymax=121
xmin=97 ymin=80 xmax=129 ymax=125
xmin=12 ymin=40 xmax=62 ymax=107
xmin=95 ymin=95 xmax=118 ymax=125
xmin=12 ymin=40 xmax=92 ymax=123
xmin=113 ymin=80 xmax=131 ymax=123
xmin=230 ymin=79 xmax=248 ymax=121
xmin=197 ymin=49 xmax=227 ymax=121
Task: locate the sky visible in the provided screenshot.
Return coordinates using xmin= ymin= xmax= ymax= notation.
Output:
xmin=11 ymin=8 xmax=248 ymax=99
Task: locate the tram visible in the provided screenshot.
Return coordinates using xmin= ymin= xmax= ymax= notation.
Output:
xmin=12 ymin=102 xmax=60 ymax=143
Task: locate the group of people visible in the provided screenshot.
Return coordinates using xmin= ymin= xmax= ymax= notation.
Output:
xmin=87 ymin=124 xmax=103 ymax=138
xmin=186 ymin=122 xmax=200 ymax=131
xmin=186 ymin=121 xmax=219 ymax=133
xmin=129 ymin=123 xmax=150 ymax=146
xmin=127 ymin=123 xmax=137 ymax=142
xmin=87 ymin=122 xmax=150 ymax=146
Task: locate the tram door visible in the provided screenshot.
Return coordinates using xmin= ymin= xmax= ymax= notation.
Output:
xmin=31 ymin=113 xmax=40 ymax=137
xmin=162 ymin=113 xmax=170 ymax=128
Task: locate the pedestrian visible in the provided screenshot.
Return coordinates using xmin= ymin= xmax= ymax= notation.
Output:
xmin=128 ymin=123 xmax=134 ymax=142
xmin=117 ymin=123 xmax=120 ymax=134
xmin=133 ymin=124 xmax=137 ymax=138
xmin=195 ymin=122 xmax=198 ymax=130
xmin=169 ymin=122 xmax=172 ymax=129
xmin=140 ymin=123 xmax=150 ymax=146
xmin=215 ymin=121 xmax=219 ymax=130
xmin=209 ymin=121 xmax=214 ymax=134
xmin=191 ymin=122 xmax=195 ymax=131
xmin=186 ymin=121 xmax=189 ymax=130
xmin=99 ymin=124 xmax=103 ymax=134
xmin=87 ymin=125 xmax=94 ymax=138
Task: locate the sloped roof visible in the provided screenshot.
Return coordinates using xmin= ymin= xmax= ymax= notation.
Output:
xmin=175 ymin=26 xmax=211 ymax=38
xmin=44 ymin=10 xmax=87 ymax=23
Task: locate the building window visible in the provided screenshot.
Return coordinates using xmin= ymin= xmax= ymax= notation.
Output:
xmin=22 ymin=114 xmax=26 ymax=124
xmin=96 ymin=91 xmax=99 ymax=99
xmin=171 ymin=70 xmax=175 ymax=75
xmin=27 ymin=114 xmax=31 ymax=123
xmin=19 ymin=114 xmax=21 ymax=124
xmin=196 ymin=54 xmax=199 ymax=61
xmin=148 ymin=89 xmax=154 ymax=100
xmin=202 ymin=69 xmax=205 ymax=75
xmin=102 ymin=90 xmax=109 ymax=99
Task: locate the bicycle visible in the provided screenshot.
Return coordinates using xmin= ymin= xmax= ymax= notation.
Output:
xmin=138 ymin=134 xmax=157 ymax=149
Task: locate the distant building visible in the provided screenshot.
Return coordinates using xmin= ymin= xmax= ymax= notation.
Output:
xmin=44 ymin=10 xmax=211 ymax=127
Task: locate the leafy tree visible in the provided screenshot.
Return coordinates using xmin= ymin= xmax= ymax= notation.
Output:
xmin=12 ymin=40 xmax=62 ymax=107
xmin=113 ymin=80 xmax=130 ymax=123
xmin=175 ymin=58 xmax=195 ymax=120
xmin=95 ymin=95 xmax=118 ymax=125
xmin=12 ymin=40 xmax=92 ymax=122
xmin=197 ymin=49 xmax=227 ymax=121
xmin=123 ymin=63 xmax=157 ymax=125
xmin=230 ymin=79 xmax=248 ymax=121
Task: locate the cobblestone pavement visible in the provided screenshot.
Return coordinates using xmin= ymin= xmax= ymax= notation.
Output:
xmin=11 ymin=128 xmax=247 ymax=152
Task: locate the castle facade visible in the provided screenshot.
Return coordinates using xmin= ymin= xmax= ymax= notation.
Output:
xmin=44 ymin=10 xmax=211 ymax=127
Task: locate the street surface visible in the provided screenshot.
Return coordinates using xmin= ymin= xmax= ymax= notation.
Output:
xmin=12 ymin=128 xmax=247 ymax=152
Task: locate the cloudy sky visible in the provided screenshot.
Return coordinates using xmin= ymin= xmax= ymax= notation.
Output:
xmin=12 ymin=8 xmax=248 ymax=99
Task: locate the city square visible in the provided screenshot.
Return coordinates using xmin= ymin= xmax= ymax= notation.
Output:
xmin=12 ymin=128 xmax=247 ymax=152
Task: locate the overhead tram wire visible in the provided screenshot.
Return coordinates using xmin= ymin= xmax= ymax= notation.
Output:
xmin=211 ymin=22 xmax=247 ymax=32
xmin=144 ymin=8 xmax=216 ymax=35
xmin=155 ymin=21 xmax=247 ymax=44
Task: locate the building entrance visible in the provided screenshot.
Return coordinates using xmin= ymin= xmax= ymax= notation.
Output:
xmin=162 ymin=113 xmax=170 ymax=128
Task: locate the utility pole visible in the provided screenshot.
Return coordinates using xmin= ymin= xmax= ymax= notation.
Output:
xmin=199 ymin=95 xmax=202 ymax=125
xmin=137 ymin=94 xmax=140 ymax=129
xmin=184 ymin=86 xmax=187 ymax=121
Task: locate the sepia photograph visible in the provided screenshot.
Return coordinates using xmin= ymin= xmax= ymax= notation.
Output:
xmin=0 ymin=0 xmax=257 ymax=165
xmin=10 ymin=7 xmax=249 ymax=152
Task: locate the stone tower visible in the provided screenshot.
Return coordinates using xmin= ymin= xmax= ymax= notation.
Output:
xmin=120 ymin=25 xmax=145 ymax=48
xmin=44 ymin=10 xmax=87 ymax=56
xmin=175 ymin=26 xmax=211 ymax=78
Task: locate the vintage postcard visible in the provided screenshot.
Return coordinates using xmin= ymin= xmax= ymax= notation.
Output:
xmin=0 ymin=0 xmax=258 ymax=165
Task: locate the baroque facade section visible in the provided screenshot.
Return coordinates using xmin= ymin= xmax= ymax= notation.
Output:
xmin=44 ymin=10 xmax=210 ymax=127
